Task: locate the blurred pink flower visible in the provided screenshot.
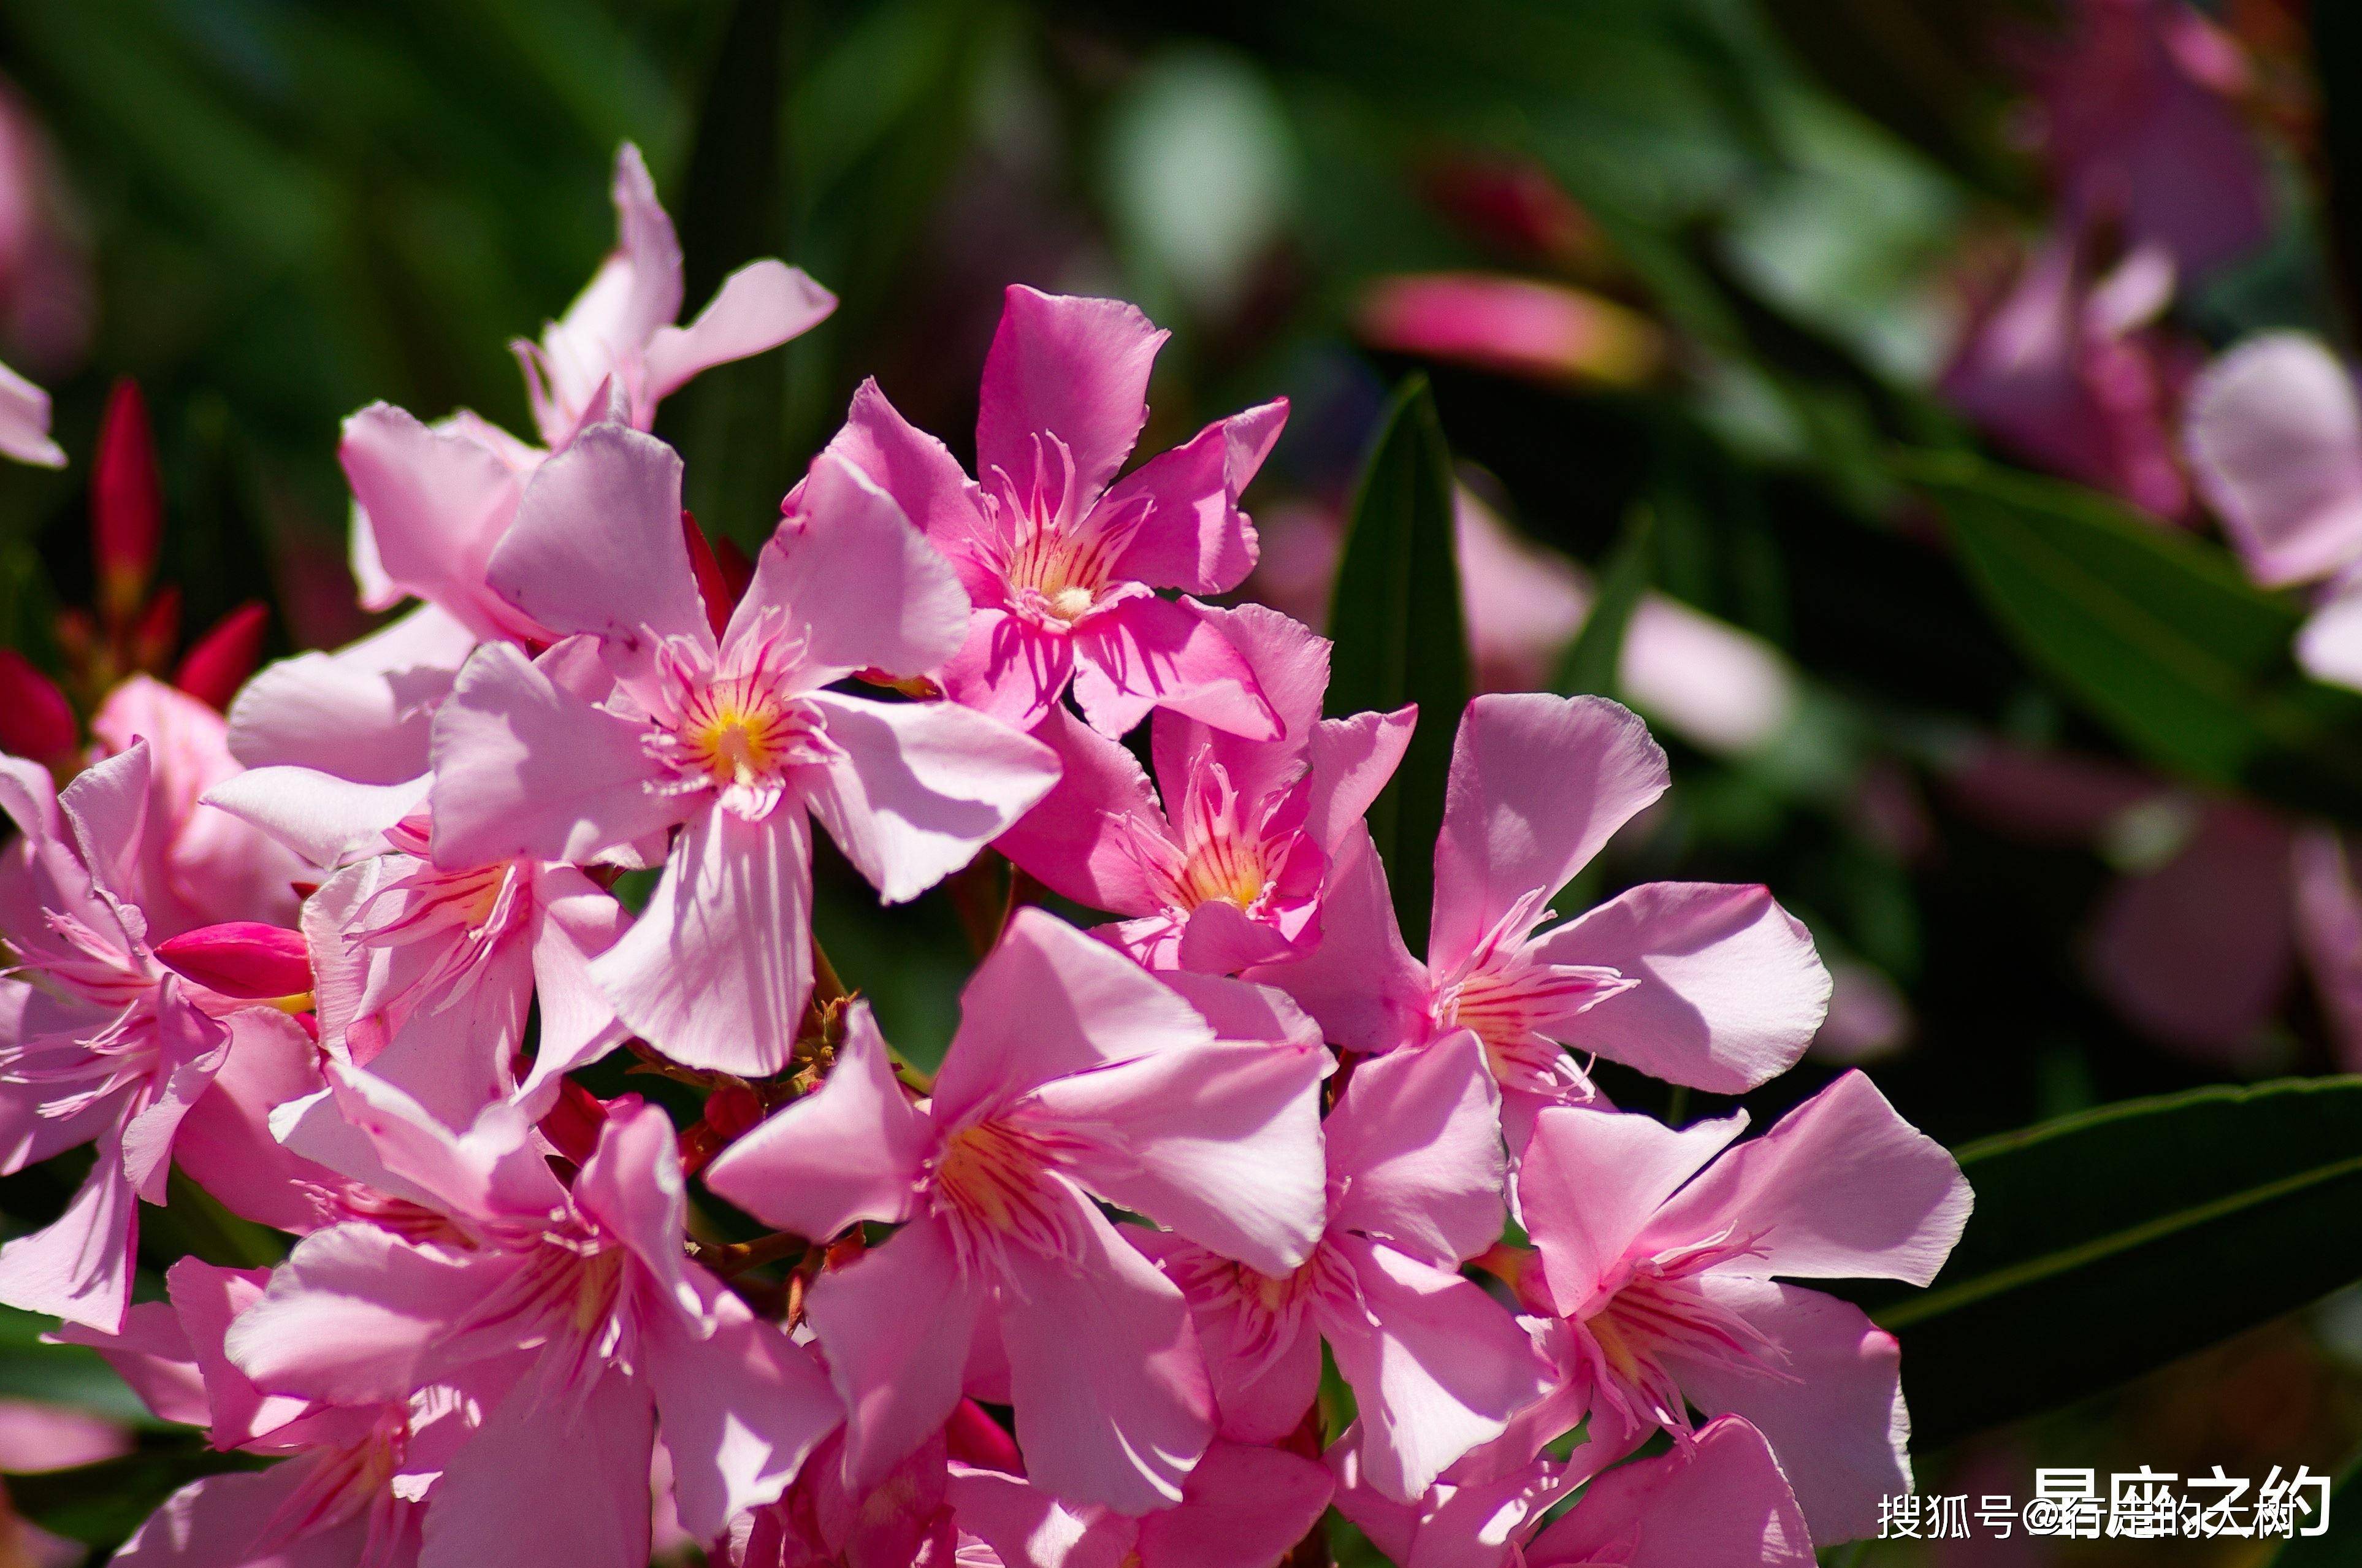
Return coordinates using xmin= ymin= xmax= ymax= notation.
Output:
xmin=703 ymin=916 xmax=1328 ymax=1514
xmin=995 ymin=602 xmax=1412 ymax=974
xmin=828 ymin=286 xmax=1286 ymax=740
xmin=1940 ymin=229 xmax=2191 ymax=518
xmin=1355 ymin=273 xmax=1664 ymax=389
xmin=2025 ymin=0 xmax=2271 ymax=277
xmin=0 ymin=82 xmax=91 ymax=373
xmin=0 ymin=1399 xmax=127 ymax=1568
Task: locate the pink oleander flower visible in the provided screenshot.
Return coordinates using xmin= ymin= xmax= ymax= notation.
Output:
xmin=89 ymin=675 xmax=308 ymax=937
xmin=1353 ymin=272 xmax=1665 ymax=391
xmin=425 ymin=430 xmax=1058 ymax=1074
xmin=226 ymin=1072 xmax=840 ymax=1568
xmin=827 ymin=285 xmax=1286 ymax=740
xmin=1141 ymin=1031 xmax=1546 ymax=1501
xmin=1492 ymin=1071 xmax=1970 ymax=1544
xmin=703 ymin=912 xmax=1329 ymax=1514
xmin=946 ymin=1440 xmax=1332 ymax=1568
xmin=1251 ymin=693 xmax=1830 ymax=1139
xmin=0 ymin=743 xmax=289 ymax=1331
xmin=2184 ymin=331 xmax=2362 ymax=690
xmin=205 ymin=764 xmax=629 ymax=1125
xmin=0 ymin=354 xmax=59 ymax=467
xmin=61 ymin=1256 xmax=502 ymax=1568
xmin=346 ymin=143 xmax=835 ymax=631
xmin=1940 ymin=227 xmax=2191 ymax=519
xmin=995 ymin=602 xmax=1412 ymax=973
xmin=1331 ymin=1413 xmax=1813 ymax=1568
xmin=2025 ymin=0 xmax=2270 ymax=279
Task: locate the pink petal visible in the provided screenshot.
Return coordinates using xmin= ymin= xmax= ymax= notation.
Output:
xmin=1318 ymin=1234 xmax=1550 ymax=1502
xmin=223 ymin=1223 xmax=480 ymax=1404
xmin=486 ymin=423 xmax=709 ymax=652
xmin=1173 ymin=899 xmax=1302 ymax=974
xmin=1431 ymin=694 xmax=1667 ymax=971
xmin=1103 ymin=399 xmax=1288 ymax=595
xmin=421 ymin=1368 xmax=653 ymax=1568
xmin=427 ymin=642 xmax=679 ymax=869
xmin=744 ymin=451 xmax=974 ymax=682
xmin=1524 ymin=1415 xmax=1814 ymax=1568
xmin=822 ymin=380 xmax=995 ymax=592
xmin=996 ymin=1190 xmax=1213 ymax=1514
xmin=801 ymin=692 xmax=1059 ymax=903
xmin=703 ymin=1001 xmax=930 ymax=1241
xmin=1668 ymin=1277 xmax=1906 ymax=1547
xmin=305 ymin=1063 xmax=565 ymax=1226
xmin=224 ymin=603 xmax=476 ymax=785
xmin=1533 ymin=882 xmax=1829 ymax=1093
xmin=1071 ymin=595 xmax=1279 ymax=741
xmin=0 ymin=1131 xmax=137 ymax=1332
xmin=1148 ymin=602 xmax=1332 ymax=808
xmin=592 ymin=805 xmax=814 ymax=1076
xmin=50 ymin=1299 xmax=209 ymax=1429
xmin=1026 ymin=1035 xmax=1328 ymax=1275
xmin=805 ymin=1217 xmax=984 ymax=1493
xmin=199 ymin=767 xmax=427 ymax=870
xmin=1514 ymin=1104 xmax=1747 ymax=1319
xmin=977 ymin=287 xmax=1165 ymax=500
xmin=338 ymin=403 xmax=529 ymax=640
xmin=59 ymin=740 xmax=156 ymax=905
xmin=1641 ymin=1071 xmax=1970 ymax=1287
xmin=930 ymin=908 xmax=1215 ymax=1128
xmin=119 ymin=982 xmax=232 ymax=1202
xmin=1136 ymin=1440 xmax=1334 ymax=1568
xmin=1137 ymin=1233 xmax=1323 ymax=1444
xmin=573 ymin=1103 xmax=698 ymax=1320
xmin=2301 ymin=583 xmax=2362 ymax=690
xmin=1245 ymin=826 xmax=1431 ymax=1055
xmin=1158 ymin=971 xmax=1328 ymax=1053
xmin=1323 ymin=1031 xmax=1506 ymax=1267
xmin=0 ymin=358 xmax=64 ymax=467
xmin=643 ymin=1269 xmax=838 ymax=1537
xmin=159 ymin=1259 xmax=308 ymax=1450
xmin=2184 ymin=333 xmax=2362 ymax=587
xmin=110 ymin=1468 xmax=380 ymax=1568
xmin=644 ymin=260 xmax=836 ymax=405
xmin=992 ymin=703 xmax=1168 ymax=916
xmin=1302 ymin=707 xmax=1417 ymax=852
xmin=172 ymin=1009 xmax=351 ymax=1234
xmin=937 ymin=610 xmax=1076 ymax=732
xmin=513 ymin=865 xmax=630 ymax=1108
xmin=603 ymin=143 xmax=687 ymax=366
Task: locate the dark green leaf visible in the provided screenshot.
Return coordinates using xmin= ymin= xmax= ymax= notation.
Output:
xmin=1324 ymin=375 xmax=1469 ymax=942
xmin=10 ymin=1438 xmax=265 ymax=1547
xmin=1556 ymin=503 xmax=1654 ymax=698
xmin=1854 ymin=1076 xmax=2362 ymax=1448
xmin=0 ymin=1307 xmax=156 ymax=1427
xmin=1903 ymin=449 xmax=2362 ymax=824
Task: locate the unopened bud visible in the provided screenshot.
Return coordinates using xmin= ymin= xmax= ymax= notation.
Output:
xmin=153 ymin=921 xmax=311 ymax=1000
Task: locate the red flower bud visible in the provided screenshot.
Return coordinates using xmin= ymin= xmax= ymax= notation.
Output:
xmin=540 ymin=1077 xmax=617 ymax=1166
xmin=174 ymin=602 xmax=269 ymax=711
xmin=128 ymin=584 xmax=180 ymax=675
xmin=0 ymin=649 xmax=77 ymax=764
xmin=681 ymin=510 xmax=735 ymax=641
xmin=154 ymin=921 xmax=311 ymax=1000
xmin=946 ymin=1398 xmax=1023 ymax=1472
xmin=93 ymin=378 xmax=162 ymax=624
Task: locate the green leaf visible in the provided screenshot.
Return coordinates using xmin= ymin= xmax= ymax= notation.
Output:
xmin=10 ymin=1439 xmax=265 ymax=1547
xmin=1856 ymin=1077 xmax=2362 ymax=1448
xmin=1903 ymin=449 xmax=2362 ymax=824
xmin=0 ymin=1307 xmax=156 ymax=1427
xmin=660 ymin=0 xmax=798 ymax=545
xmin=1324 ymin=375 xmax=1470 ymax=943
xmin=1556 ymin=503 xmax=1654 ymax=699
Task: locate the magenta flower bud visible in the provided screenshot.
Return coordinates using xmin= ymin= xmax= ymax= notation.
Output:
xmin=172 ymin=600 xmax=269 ymax=711
xmin=92 ymin=377 xmax=162 ymax=622
xmin=0 ymin=648 xmax=77 ymax=764
xmin=153 ymin=921 xmax=311 ymax=1000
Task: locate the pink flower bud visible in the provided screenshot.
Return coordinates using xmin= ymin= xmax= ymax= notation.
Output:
xmin=92 ymin=378 xmax=162 ymax=623
xmin=153 ymin=921 xmax=311 ymax=1000
xmin=1355 ymin=272 xmax=1664 ymax=389
xmin=680 ymin=510 xmax=735 ymax=641
xmin=173 ymin=601 xmax=269 ymax=711
xmin=0 ymin=648 xmax=76 ymax=764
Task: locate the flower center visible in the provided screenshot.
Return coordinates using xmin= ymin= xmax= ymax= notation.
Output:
xmin=1004 ymin=522 xmax=1117 ymax=627
xmin=1426 ymin=891 xmax=1634 ymax=1094
xmin=1175 ymin=833 xmax=1272 ymax=912
xmin=678 ymin=676 xmax=825 ymax=789
xmin=1577 ymin=1234 xmax=1789 ymax=1440
xmin=929 ymin=1118 xmax=1084 ymax=1272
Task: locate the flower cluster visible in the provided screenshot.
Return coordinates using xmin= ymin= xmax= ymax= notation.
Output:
xmin=0 ymin=147 xmax=1969 ymax=1568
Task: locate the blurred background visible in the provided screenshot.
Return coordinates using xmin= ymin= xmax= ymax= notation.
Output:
xmin=1 ymin=0 xmax=2358 ymax=1561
